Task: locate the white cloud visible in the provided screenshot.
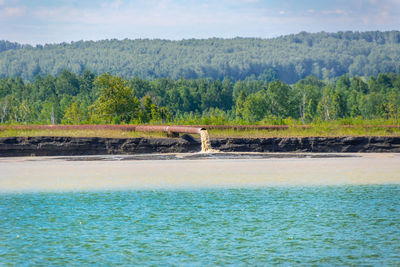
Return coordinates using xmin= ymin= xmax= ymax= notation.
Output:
xmin=2 ymin=0 xmax=400 ymax=44
xmin=0 ymin=6 xmax=26 ymax=17
xmin=33 ymin=1 xmax=245 ymax=27
xmin=321 ymin=9 xmax=348 ymax=16
xmin=33 ymin=6 xmax=81 ymax=21
xmin=100 ymin=0 xmax=124 ymax=10
xmin=0 ymin=0 xmax=19 ymax=6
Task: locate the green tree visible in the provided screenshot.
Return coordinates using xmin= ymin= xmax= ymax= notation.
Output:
xmin=266 ymin=80 xmax=290 ymax=117
xmin=235 ymin=91 xmax=247 ymax=120
xmin=17 ymin=100 xmax=32 ymax=124
xmin=242 ymin=91 xmax=268 ymax=122
xmin=316 ymin=86 xmax=341 ymax=121
xmin=221 ymin=78 xmax=233 ymax=110
xmin=90 ymin=73 xmax=140 ymax=123
xmin=359 ymin=92 xmax=384 ymax=118
xmin=39 ymin=101 xmax=56 ymax=124
xmin=55 ymin=70 xmax=80 ymax=96
xmin=293 ymin=84 xmax=316 ymax=123
xmin=62 ymin=101 xmax=84 ymax=124
xmin=79 ymin=70 xmax=96 ymax=101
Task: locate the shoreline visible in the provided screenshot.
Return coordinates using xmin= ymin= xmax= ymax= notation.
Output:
xmin=1 ymin=136 xmax=400 ymax=157
xmin=1 ymin=153 xmax=399 ymax=192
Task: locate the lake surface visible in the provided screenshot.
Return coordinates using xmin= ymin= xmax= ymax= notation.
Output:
xmin=1 ymin=187 xmax=400 ymax=265
xmin=1 ymin=153 xmax=400 ymax=265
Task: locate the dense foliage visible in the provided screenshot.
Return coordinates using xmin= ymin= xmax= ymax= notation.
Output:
xmin=0 ymin=70 xmax=399 ymax=125
xmin=1 ymin=31 xmax=399 ymax=83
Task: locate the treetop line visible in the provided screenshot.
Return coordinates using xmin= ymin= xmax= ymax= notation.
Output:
xmin=0 ymin=31 xmax=399 ymax=83
xmin=0 ymin=70 xmax=399 ymax=124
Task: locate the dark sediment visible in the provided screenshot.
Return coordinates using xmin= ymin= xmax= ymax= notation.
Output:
xmin=0 ymin=136 xmax=400 ymax=157
xmin=213 ymin=136 xmax=400 ymax=153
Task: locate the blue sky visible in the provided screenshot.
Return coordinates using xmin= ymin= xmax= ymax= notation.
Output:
xmin=1 ymin=0 xmax=399 ymax=44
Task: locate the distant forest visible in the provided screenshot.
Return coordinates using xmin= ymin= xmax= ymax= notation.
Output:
xmin=0 ymin=70 xmax=399 ymax=124
xmin=1 ymin=31 xmax=399 ymax=83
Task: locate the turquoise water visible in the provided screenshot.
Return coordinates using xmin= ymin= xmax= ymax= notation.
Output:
xmin=1 ymin=186 xmax=399 ymax=265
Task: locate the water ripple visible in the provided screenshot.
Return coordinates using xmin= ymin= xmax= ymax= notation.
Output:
xmin=1 ymin=185 xmax=399 ymax=265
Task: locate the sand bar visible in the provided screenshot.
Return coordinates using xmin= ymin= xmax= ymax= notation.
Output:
xmin=1 ymin=153 xmax=400 ymax=192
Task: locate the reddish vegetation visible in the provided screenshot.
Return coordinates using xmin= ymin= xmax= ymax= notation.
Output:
xmin=0 ymin=124 xmax=399 ymax=132
xmin=0 ymin=125 xmax=138 ymax=131
xmin=187 ymin=125 xmax=308 ymax=129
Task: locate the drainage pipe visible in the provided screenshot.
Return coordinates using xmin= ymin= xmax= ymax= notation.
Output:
xmin=134 ymin=125 xmax=205 ymax=135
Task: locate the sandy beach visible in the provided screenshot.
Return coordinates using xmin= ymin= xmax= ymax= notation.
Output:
xmin=1 ymin=153 xmax=400 ymax=192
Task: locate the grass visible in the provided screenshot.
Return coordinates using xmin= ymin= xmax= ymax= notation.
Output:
xmin=1 ymin=123 xmax=400 ymax=139
xmin=0 ymin=128 xmax=168 ymax=139
xmin=209 ymin=125 xmax=400 ymax=138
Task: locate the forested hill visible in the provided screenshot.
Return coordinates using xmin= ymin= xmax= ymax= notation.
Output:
xmin=0 ymin=31 xmax=399 ymax=83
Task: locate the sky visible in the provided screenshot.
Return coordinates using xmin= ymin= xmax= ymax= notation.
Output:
xmin=0 ymin=0 xmax=399 ymax=44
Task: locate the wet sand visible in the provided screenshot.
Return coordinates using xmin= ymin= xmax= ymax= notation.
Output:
xmin=1 ymin=153 xmax=400 ymax=192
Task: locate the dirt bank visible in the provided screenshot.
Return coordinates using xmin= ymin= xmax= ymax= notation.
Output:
xmin=0 ymin=136 xmax=400 ymax=157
